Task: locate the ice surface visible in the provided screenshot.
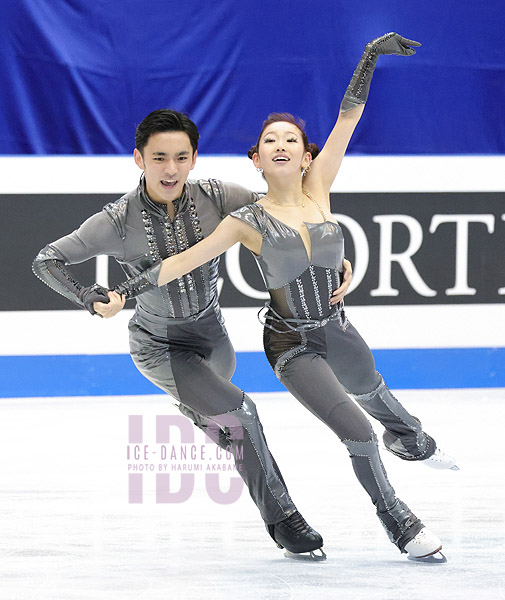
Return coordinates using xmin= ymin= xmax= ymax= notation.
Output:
xmin=1 ymin=389 xmax=504 ymax=599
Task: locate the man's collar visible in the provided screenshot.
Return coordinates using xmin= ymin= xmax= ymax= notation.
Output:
xmin=138 ymin=174 xmax=190 ymax=216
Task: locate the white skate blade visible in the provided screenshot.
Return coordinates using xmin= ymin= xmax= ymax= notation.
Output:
xmin=424 ymin=460 xmax=460 ymax=471
xmin=408 ymin=551 xmax=447 ymax=564
xmin=284 ymin=548 xmax=327 ymax=562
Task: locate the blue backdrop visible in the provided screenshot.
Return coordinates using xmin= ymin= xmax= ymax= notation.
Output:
xmin=2 ymin=0 xmax=504 ymax=156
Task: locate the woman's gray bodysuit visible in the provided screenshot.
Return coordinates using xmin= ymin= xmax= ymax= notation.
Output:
xmin=230 ymin=202 xmax=437 ymax=551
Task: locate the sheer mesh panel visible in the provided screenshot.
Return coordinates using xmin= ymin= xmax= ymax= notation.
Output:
xmin=269 ymin=287 xmax=295 ymax=319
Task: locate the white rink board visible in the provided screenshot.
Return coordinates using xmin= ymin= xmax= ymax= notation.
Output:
xmin=1 ymin=154 xmax=505 ymax=194
xmin=1 ymin=304 xmax=504 ymax=356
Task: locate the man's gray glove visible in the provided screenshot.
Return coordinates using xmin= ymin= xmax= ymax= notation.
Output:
xmin=77 ymin=283 xmax=110 ymax=315
xmin=340 ymin=33 xmax=421 ymax=113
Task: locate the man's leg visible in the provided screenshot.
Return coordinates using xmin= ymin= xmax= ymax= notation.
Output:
xmin=129 ymin=322 xmax=324 ymax=556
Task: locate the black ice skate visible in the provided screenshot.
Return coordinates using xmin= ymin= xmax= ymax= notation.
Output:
xmin=267 ymin=511 xmax=326 ymax=561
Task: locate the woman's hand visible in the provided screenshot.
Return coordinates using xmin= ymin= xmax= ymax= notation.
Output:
xmin=368 ymin=32 xmax=421 ymax=56
xmin=330 ymin=259 xmax=353 ymax=305
xmin=93 ymin=291 xmax=126 ymax=318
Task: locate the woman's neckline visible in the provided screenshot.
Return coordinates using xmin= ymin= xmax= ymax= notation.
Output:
xmin=256 ymin=202 xmax=337 ymax=233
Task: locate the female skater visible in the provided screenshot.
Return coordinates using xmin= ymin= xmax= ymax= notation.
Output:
xmin=105 ymin=33 xmax=456 ymax=561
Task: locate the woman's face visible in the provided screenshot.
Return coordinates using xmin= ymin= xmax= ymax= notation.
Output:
xmin=253 ymin=121 xmax=311 ymax=178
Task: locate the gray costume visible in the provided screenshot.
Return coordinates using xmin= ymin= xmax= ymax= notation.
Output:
xmin=32 ymin=177 xmax=297 ymax=525
xmin=229 ymin=203 xmax=436 ymax=551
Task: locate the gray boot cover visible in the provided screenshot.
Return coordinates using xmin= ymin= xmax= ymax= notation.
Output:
xmin=344 ymin=430 xmax=424 ymax=551
xmin=351 ymin=375 xmax=436 ymax=461
xmin=204 ymin=394 xmax=296 ymax=525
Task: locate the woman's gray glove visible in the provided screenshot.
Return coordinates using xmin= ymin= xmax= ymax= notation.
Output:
xmin=340 ymin=33 xmax=421 ymax=113
xmin=112 ymin=260 xmax=162 ymax=299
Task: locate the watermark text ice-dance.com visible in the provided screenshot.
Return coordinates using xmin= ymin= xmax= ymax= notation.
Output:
xmin=127 ymin=443 xmax=243 ymax=470
xmin=127 ymin=415 xmax=244 ymax=504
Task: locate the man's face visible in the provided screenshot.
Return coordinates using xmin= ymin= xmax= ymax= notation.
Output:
xmin=134 ymin=131 xmax=197 ymax=204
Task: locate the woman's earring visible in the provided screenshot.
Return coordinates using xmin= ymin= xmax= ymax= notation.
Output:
xmin=256 ymin=167 xmax=263 ymax=173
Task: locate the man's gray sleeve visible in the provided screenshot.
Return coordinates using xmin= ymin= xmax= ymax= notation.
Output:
xmin=32 ymin=211 xmax=124 ymax=309
xmin=220 ymin=181 xmax=260 ymax=215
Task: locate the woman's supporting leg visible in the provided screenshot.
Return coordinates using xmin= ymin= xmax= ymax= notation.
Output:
xmin=278 ymin=352 xmax=425 ymax=551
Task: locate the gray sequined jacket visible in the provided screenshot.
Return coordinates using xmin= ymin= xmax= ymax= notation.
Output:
xmin=33 ymin=176 xmax=258 ymax=334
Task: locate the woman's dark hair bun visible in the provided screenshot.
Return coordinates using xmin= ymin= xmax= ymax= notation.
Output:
xmin=307 ymin=143 xmax=320 ymax=160
xmin=247 ymin=145 xmax=258 ymax=159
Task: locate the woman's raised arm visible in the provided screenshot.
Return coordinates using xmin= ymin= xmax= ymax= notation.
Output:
xmin=308 ymin=33 xmax=421 ymax=193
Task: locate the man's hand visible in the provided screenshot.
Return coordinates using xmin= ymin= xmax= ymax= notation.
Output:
xmin=330 ymin=259 xmax=353 ymax=305
xmin=93 ymin=291 xmax=126 ymax=319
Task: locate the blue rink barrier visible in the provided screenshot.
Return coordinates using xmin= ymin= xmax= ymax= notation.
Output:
xmin=0 ymin=348 xmax=504 ymax=398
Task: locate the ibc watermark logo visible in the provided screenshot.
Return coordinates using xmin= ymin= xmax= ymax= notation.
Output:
xmin=127 ymin=415 xmax=244 ymax=504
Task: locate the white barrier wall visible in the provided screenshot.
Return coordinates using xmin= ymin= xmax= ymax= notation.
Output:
xmin=2 ymin=154 xmax=505 ymax=194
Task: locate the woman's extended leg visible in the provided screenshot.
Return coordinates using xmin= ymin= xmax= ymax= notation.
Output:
xmin=324 ymin=322 xmax=456 ymax=468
